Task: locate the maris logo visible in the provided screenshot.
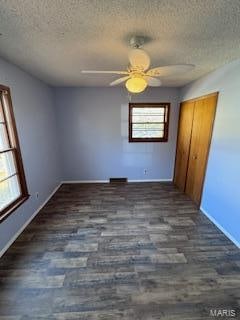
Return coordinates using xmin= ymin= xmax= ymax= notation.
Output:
xmin=210 ymin=309 xmax=236 ymax=317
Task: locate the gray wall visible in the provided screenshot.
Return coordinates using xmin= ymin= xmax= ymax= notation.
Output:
xmin=0 ymin=57 xmax=61 ymax=252
xmin=54 ymin=87 xmax=180 ymax=181
xmin=181 ymin=59 xmax=240 ymax=246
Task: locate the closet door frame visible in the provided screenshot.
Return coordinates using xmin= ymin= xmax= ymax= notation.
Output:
xmin=174 ymin=92 xmax=219 ymax=207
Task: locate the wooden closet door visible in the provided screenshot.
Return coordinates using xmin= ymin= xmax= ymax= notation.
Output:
xmin=174 ymin=101 xmax=195 ymax=191
xmin=185 ymin=94 xmax=218 ymax=204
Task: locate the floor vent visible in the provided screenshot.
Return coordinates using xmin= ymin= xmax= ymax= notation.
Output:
xmin=109 ymin=178 xmax=128 ymax=183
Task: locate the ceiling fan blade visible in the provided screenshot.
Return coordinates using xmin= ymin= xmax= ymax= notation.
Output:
xmin=146 ymin=64 xmax=195 ymax=77
xmin=144 ymin=76 xmax=162 ymax=87
xmin=128 ymin=49 xmax=150 ymax=71
xmin=82 ymin=70 xmax=129 ymax=75
xmin=110 ymin=76 xmax=130 ymax=86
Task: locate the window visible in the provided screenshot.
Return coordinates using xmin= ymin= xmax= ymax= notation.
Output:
xmin=129 ymin=103 xmax=170 ymax=142
xmin=0 ymin=85 xmax=28 ymax=222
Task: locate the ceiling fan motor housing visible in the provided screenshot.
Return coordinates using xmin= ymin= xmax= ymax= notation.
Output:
xmin=129 ymin=36 xmax=145 ymax=49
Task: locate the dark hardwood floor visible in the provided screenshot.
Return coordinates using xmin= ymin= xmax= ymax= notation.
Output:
xmin=0 ymin=183 xmax=239 ymax=319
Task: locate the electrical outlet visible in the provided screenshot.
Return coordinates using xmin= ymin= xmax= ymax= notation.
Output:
xmin=144 ymin=169 xmax=147 ymax=175
xmin=35 ymin=192 xmax=39 ymax=199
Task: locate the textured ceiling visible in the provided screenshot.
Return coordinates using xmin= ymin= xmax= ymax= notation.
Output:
xmin=0 ymin=0 xmax=240 ymax=87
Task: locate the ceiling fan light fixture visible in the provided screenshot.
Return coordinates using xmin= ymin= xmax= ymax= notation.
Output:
xmin=125 ymin=76 xmax=147 ymax=93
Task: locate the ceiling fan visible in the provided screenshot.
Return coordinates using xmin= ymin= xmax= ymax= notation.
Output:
xmin=82 ymin=36 xmax=194 ymax=94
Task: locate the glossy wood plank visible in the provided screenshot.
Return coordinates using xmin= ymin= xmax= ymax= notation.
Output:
xmin=0 ymin=182 xmax=239 ymax=319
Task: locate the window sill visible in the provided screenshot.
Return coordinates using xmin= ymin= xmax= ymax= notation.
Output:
xmin=0 ymin=194 xmax=30 ymax=223
xmin=129 ymin=138 xmax=168 ymax=142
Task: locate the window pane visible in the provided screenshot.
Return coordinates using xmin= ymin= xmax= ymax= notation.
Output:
xmin=132 ymin=107 xmax=165 ymax=123
xmin=0 ymin=175 xmax=20 ymax=210
xmin=132 ymin=107 xmax=165 ymax=115
xmin=132 ymin=130 xmax=164 ymax=138
xmin=1 ymin=93 xmax=15 ymax=144
xmin=0 ymin=123 xmax=10 ymax=151
xmin=132 ymin=114 xmax=165 ymax=123
xmin=132 ymin=123 xmax=164 ymax=130
xmin=0 ymin=151 xmax=16 ymax=182
xmin=0 ymin=100 xmax=4 ymax=122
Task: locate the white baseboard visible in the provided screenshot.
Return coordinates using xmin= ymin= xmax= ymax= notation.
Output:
xmin=128 ymin=179 xmax=172 ymax=182
xmin=200 ymin=206 xmax=240 ymax=249
xmin=62 ymin=179 xmax=172 ymax=184
xmin=62 ymin=180 xmax=108 ymax=183
xmin=0 ymin=183 xmax=62 ymax=258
